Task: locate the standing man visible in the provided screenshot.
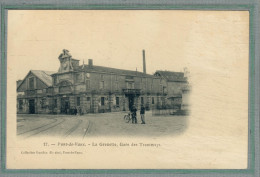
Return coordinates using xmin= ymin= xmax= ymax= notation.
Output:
xmin=131 ymin=105 xmax=137 ymax=124
xmin=140 ymin=105 xmax=146 ymax=124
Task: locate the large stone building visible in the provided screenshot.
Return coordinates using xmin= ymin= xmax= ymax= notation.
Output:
xmin=17 ymin=49 xmax=189 ymax=114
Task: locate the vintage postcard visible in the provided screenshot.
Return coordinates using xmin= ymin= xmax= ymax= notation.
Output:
xmin=6 ymin=10 xmax=249 ymax=169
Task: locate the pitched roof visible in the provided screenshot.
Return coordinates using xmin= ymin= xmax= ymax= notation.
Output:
xmin=16 ymin=80 xmax=23 ymax=89
xmin=31 ymin=70 xmax=55 ymax=86
xmin=155 ymin=70 xmax=187 ymax=82
xmin=75 ymin=64 xmax=155 ymax=78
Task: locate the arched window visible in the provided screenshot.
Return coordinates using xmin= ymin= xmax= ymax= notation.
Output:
xmin=59 ymin=80 xmax=72 ymax=93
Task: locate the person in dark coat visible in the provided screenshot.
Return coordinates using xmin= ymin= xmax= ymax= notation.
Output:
xmin=131 ymin=105 xmax=137 ymax=124
xmin=140 ymin=105 xmax=146 ymax=124
xmin=74 ymin=107 xmax=77 ymax=115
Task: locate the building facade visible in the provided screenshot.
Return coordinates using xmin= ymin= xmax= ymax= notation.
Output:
xmin=17 ymin=49 xmax=189 ymax=114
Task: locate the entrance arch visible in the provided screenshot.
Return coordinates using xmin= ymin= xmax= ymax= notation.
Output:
xmin=58 ymin=80 xmax=72 ymax=93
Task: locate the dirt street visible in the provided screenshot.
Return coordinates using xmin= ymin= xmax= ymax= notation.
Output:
xmin=17 ymin=111 xmax=188 ymax=138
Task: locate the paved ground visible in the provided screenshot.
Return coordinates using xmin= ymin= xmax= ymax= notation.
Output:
xmin=17 ymin=111 xmax=188 ymax=138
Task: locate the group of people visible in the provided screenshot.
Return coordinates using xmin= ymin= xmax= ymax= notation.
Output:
xmin=69 ymin=106 xmax=83 ymax=115
xmin=130 ymin=105 xmax=146 ymax=124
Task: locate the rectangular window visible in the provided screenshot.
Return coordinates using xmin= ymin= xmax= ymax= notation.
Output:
xmin=100 ymin=74 xmax=104 ymax=80
xmin=132 ymin=83 xmax=135 ymax=89
xmin=115 ymin=75 xmax=118 ymax=81
xmin=115 ymin=82 xmax=119 ymax=90
xmin=87 ymin=97 xmax=91 ymax=101
xmin=127 ymin=82 xmax=134 ymax=89
xmin=77 ymin=97 xmax=80 ymax=106
xmin=116 ymin=97 xmax=119 ymax=106
xmin=53 ymin=77 xmax=57 ymax=85
xmin=100 ymin=81 xmax=105 ymax=89
xmin=29 ymin=77 xmax=34 ymax=89
xmin=143 ymin=83 xmax=146 ymax=90
xmin=76 ymin=74 xmax=80 ymax=83
xmin=41 ymin=99 xmax=46 ymax=108
xmin=141 ymin=97 xmax=144 ymax=104
xmin=54 ymin=99 xmax=57 ymax=108
xmin=19 ymin=100 xmax=23 ymax=110
xmin=76 ymin=73 xmax=84 ymax=83
xmin=144 ymin=78 xmax=146 ymax=89
xmin=152 ymin=97 xmax=154 ymax=104
xmin=101 ymin=97 xmax=105 ymax=106
xmin=126 ymin=76 xmax=134 ymax=80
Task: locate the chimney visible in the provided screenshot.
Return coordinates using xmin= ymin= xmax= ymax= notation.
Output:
xmin=142 ymin=50 xmax=146 ymax=74
xmin=88 ymin=59 xmax=93 ymax=68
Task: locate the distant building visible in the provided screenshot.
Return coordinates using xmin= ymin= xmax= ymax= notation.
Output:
xmin=17 ymin=49 xmax=189 ymax=114
xmin=154 ymin=70 xmax=188 ymax=109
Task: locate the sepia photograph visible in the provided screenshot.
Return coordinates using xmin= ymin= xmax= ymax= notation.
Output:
xmin=16 ymin=48 xmax=190 ymax=138
xmin=5 ymin=10 xmax=249 ymax=170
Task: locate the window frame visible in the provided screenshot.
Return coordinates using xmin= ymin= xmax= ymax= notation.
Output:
xmin=77 ymin=97 xmax=81 ymax=106
xmin=141 ymin=97 xmax=144 ymax=104
xmin=101 ymin=97 xmax=105 ymax=106
xmin=116 ymin=97 xmax=120 ymax=106
xmin=18 ymin=100 xmax=23 ymax=110
xmin=54 ymin=99 xmax=57 ymax=108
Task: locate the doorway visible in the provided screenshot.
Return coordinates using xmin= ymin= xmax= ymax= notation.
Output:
xmin=29 ymin=99 xmax=35 ymax=114
xmin=128 ymin=95 xmax=135 ymax=111
xmin=61 ymin=97 xmax=70 ymax=114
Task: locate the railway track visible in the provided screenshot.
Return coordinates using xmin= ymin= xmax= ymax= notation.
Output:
xmin=20 ymin=118 xmax=67 ymax=138
xmin=82 ymin=121 xmax=92 ymax=139
xmin=64 ymin=119 xmax=83 ymax=138
xmin=17 ymin=118 xmax=58 ymax=135
xmin=17 ymin=115 xmax=93 ymax=138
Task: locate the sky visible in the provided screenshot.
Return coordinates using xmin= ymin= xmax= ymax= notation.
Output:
xmin=7 ymin=10 xmax=248 ymax=81
xmin=7 ymin=10 xmax=247 ymax=81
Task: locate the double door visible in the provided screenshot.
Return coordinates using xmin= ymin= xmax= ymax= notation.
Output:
xmin=29 ymin=99 xmax=35 ymax=114
xmin=61 ymin=97 xmax=70 ymax=114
